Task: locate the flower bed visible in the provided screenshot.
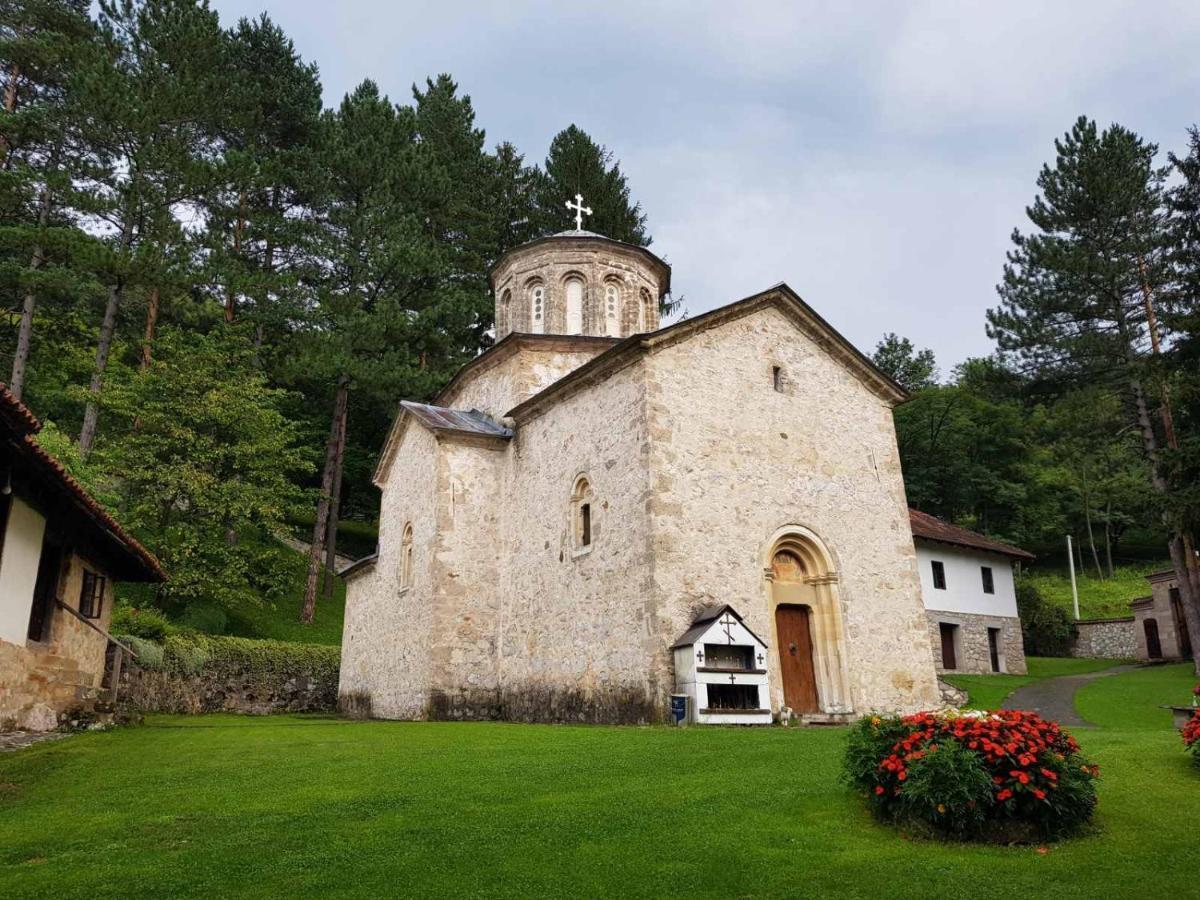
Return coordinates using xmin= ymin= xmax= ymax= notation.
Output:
xmin=1182 ymin=709 xmax=1200 ymax=769
xmin=844 ymin=709 xmax=1099 ymax=841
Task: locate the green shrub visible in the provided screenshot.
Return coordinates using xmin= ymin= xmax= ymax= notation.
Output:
xmin=1016 ymin=580 xmax=1077 ymax=657
xmin=119 ymin=634 xmax=165 ymax=669
xmin=122 ymin=633 xmax=341 ymax=681
xmin=110 ymin=605 xmax=172 ymax=642
xmin=844 ymin=709 xmax=1099 ymax=841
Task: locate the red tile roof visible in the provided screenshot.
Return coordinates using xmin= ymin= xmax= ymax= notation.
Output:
xmin=0 ymin=383 xmax=165 ymax=582
xmin=908 ymin=508 xmax=1034 ymax=561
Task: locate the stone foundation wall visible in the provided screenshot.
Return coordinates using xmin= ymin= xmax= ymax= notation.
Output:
xmin=1071 ymin=617 xmax=1137 ymax=660
xmin=926 ymin=611 xmax=1027 ymax=676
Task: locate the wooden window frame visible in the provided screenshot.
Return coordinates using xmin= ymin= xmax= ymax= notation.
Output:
xmin=79 ymin=569 xmax=106 ymax=619
xmin=931 ymin=560 xmax=946 ymax=590
xmin=980 ymin=565 xmax=995 ymax=595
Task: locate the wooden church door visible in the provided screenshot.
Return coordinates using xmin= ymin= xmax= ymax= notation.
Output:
xmin=776 ymin=605 xmax=819 ymax=714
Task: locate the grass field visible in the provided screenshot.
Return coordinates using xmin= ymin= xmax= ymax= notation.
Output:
xmin=1022 ymin=561 xmax=1170 ymax=620
xmin=942 ymin=656 xmax=1126 ymax=710
xmin=1 ymin=664 xmax=1197 ymax=899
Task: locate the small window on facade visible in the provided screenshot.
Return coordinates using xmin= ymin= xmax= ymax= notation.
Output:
xmin=641 ymin=288 xmax=654 ymax=331
xmin=565 ymin=277 xmax=583 ymax=334
xmin=981 ymin=566 xmax=995 ymax=594
xmin=400 ymin=523 xmax=414 ymax=589
xmin=499 ymin=289 xmax=511 ymax=333
xmin=604 ymin=283 xmax=620 ymax=336
xmin=79 ymin=570 xmax=106 ymax=619
xmin=530 ymin=285 xmax=545 ymax=335
xmin=931 ymin=560 xmax=946 ymax=590
xmin=571 ymin=475 xmax=593 ymax=552
xmin=772 ymin=366 xmax=784 ymax=392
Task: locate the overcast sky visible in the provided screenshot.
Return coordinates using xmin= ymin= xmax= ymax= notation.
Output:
xmin=211 ymin=0 xmax=1200 ymax=372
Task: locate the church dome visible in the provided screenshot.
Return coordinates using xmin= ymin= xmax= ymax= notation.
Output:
xmin=490 ymin=227 xmax=671 ymax=341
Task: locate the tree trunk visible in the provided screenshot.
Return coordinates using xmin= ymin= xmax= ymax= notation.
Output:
xmin=78 ymin=280 xmax=123 ymax=457
xmin=1134 ymin=260 xmax=1200 ymax=669
xmin=225 ymin=192 xmax=245 ymax=323
xmin=139 ymin=287 xmax=160 ymax=371
xmin=300 ymin=374 xmax=350 ymax=624
xmin=0 ymin=62 xmax=19 ymax=166
xmin=323 ymin=398 xmax=348 ymax=602
xmin=1103 ymin=498 xmax=1114 ymax=579
xmin=10 ymin=183 xmax=52 ymax=399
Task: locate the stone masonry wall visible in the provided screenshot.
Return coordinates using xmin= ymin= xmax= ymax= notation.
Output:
xmin=117 ymin=660 xmax=336 ymax=715
xmin=482 ymin=359 xmax=661 ymax=722
xmin=926 ymin=611 xmax=1027 ymax=676
xmin=645 ymin=305 xmax=941 ymax=715
xmin=339 ymin=424 xmax=438 ymax=719
xmin=492 ymin=239 xmax=663 ymax=340
xmin=1 ymin=551 xmax=116 ymax=731
xmin=441 ymin=342 xmax=610 ymax=420
xmin=1071 ymin=618 xmax=1137 ymax=660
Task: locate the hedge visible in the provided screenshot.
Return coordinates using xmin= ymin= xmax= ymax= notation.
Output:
xmin=115 ymin=633 xmax=340 ymax=681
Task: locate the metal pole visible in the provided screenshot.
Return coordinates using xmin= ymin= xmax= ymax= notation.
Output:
xmin=1067 ymin=535 xmax=1080 ymax=621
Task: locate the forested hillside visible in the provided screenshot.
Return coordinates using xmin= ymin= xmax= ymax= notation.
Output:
xmin=0 ymin=0 xmax=654 ymax=632
xmin=2 ymin=3 xmax=1198 ymax=647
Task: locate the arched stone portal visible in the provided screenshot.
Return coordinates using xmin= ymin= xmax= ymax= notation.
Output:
xmin=764 ymin=527 xmax=852 ymax=717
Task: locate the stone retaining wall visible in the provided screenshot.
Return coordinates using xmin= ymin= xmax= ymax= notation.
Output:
xmin=1070 ymin=617 xmax=1136 ymax=660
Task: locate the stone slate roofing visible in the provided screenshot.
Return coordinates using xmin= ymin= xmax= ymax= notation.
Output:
xmin=908 ymin=508 xmax=1034 ymax=561
xmin=0 ymin=383 xmax=165 ymax=582
xmin=671 ymin=603 xmax=769 ymax=649
xmin=400 ymin=401 xmax=513 ymax=440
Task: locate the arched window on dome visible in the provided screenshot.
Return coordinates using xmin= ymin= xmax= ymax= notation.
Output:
xmin=564 ymin=277 xmax=583 ymax=334
xmin=400 ymin=522 xmax=414 ymax=589
xmin=640 ymin=288 xmax=655 ymax=331
xmin=570 ymin=475 xmax=594 ymax=552
xmin=604 ymin=282 xmax=620 ymax=337
xmin=529 ymin=283 xmax=545 ymax=335
xmin=499 ymin=289 xmax=511 ymax=335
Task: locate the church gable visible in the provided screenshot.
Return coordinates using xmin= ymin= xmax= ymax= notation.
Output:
xmin=506 ymin=285 xmax=905 ymax=425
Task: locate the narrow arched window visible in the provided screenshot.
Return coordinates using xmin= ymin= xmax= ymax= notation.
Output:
xmin=571 ymin=475 xmax=593 ymax=551
xmin=529 ymin=284 xmax=545 ymax=335
xmin=604 ymin=283 xmax=620 ymax=337
xmin=400 ymin=523 xmax=414 ymax=589
xmin=564 ymin=278 xmax=583 ymax=334
xmin=640 ymin=288 xmax=655 ymax=331
xmin=499 ymin=289 xmax=511 ymax=335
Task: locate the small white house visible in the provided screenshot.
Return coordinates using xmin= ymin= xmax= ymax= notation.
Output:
xmin=672 ymin=605 xmax=772 ymax=725
xmin=909 ymin=509 xmax=1033 ymax=676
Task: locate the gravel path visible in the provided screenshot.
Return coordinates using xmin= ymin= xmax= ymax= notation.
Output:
xmin=1000 ymin=665 xmax=1138 ymax=727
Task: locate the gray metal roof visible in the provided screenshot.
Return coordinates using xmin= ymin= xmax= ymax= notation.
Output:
xmin=671 ymin=603 xmax=769 ymax=649
xmin=400 ymin=401 xmax=513 ymax=440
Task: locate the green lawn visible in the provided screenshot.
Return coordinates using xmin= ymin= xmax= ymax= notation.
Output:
xmin=941 ymin=656 xmax=1126 ymax=710
xmin=223 ymin=572 xmax=345 ymax=646
xmin=2 ymin=664 xmax=1197 ymax=899
xmin=1022 ymin=562 xmax=1169 ymax=620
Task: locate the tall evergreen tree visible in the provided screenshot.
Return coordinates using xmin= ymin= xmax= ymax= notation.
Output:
xmin=293 ymin=80 xmax=463 ymax=624
xmin=0 ymin=0 xmax=103 ymax=400
xmin=988 ymin=116 xmax=1200 ymax=667
xmin=535 ymin=124 xmax=649 ymax=245
xmin=204 ymin=14 xmax=321 ymax=338
xmin=71 ymin=0 xmax=228 ymax=454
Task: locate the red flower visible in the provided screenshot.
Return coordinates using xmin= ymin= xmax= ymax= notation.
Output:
xmin=875 ymin=786 xmax=885 ymax=796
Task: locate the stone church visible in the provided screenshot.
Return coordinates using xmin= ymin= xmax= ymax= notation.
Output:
xmin=339 ymin=221 xmax=941 ymax=723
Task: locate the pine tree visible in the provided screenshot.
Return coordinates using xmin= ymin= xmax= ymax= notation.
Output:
xmin=988 ymin=116 xmax=1200 ymax=668
xmin=293 ymin=80 xmax=457 ymax=624
xmin=535 ymin=124 xmax=649 ymax=245
xmin=0 ymin=0 xmax=104 ymax=400
xmin=71 ymin=0 xmax=228 ymax=454
xmin=203 ymin=14 xmax=321 ymax=336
